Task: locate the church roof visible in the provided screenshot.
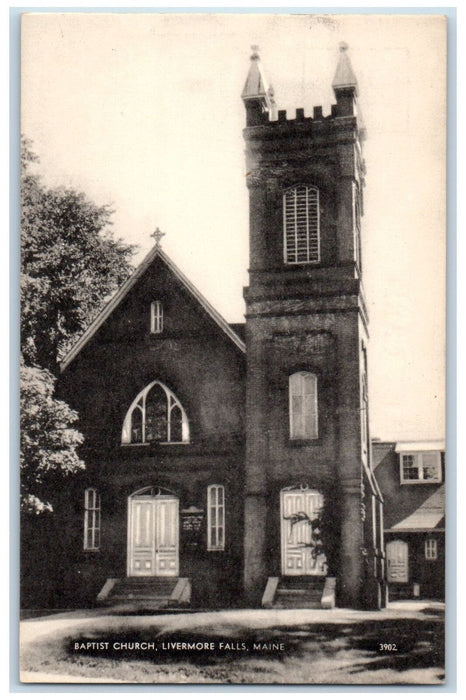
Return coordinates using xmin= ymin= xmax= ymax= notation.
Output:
xmin=387 ymin=484 xmax=445 ymax=532
xmin=60 ymin=245 xmax=246 ymax=371
xmin=332 ymin=42 xmax=359 ymax=95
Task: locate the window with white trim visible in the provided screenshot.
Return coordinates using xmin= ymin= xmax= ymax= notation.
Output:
xmin=84 ymin=488 xmax=101 ymax=551
xmin=425 ymin=538 xmax=438 ymax=560
xmin=121 ymin=380 xmax=189 ymax=444
xmin=283 ymin=185 xmax=320 ymax=264
xmin=150 ymin=301 xmax=163 ymax=334
xmin=400 ymin=452 xmax=442 ymax=484
xmin=207 ymin=485 xmax=225 ymax=551
xmin=289 ymin=372 xmax=318 ymax=440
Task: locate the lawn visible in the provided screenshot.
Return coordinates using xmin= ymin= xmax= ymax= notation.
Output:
xmin=20 ymin=604 xmax=445 ymax=685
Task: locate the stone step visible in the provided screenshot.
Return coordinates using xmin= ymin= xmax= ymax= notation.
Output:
xmin=277 ymin=587 xmax=321 ymax=595
xmin=97 ymin=577 xmax=191 ymax=609
xmin=272 ymin=599 xmax=322 ymax=609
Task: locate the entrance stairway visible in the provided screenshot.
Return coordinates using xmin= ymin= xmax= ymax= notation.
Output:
xmin=262 ymin=576 xmax=335 ymax=609
xmin=97 ymin=576 xmax=191 ymax=611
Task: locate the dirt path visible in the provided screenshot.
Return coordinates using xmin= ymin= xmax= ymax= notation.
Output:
xmin=18 ymin=602 xmax=445 ymax=686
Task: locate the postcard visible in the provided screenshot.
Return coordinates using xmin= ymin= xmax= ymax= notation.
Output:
xmin=19 ymin=11 xmax=447 ymax=685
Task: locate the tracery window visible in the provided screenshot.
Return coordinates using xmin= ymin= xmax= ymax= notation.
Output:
xmin=121 ymin=381 xmax=189 ymax=445
xmin=283 ymin=185 xmax=320 ymax=264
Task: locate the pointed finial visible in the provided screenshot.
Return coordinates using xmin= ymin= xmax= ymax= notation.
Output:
xmin=151 ymin=227 xmax=166 ymax=248
xmin=251 ymin=44 xmax=260 ymax=59
xmin=332 ymin=41 xmax=358 ymax=95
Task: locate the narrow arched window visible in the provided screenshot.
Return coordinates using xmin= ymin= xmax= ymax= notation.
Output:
xmin=207 ymin=485 xmax=225 ymax=551
xmin=84 ymin=488 xmax=101 ymax=551
xmin=121 ymin=381 xmax=189 ymax=445
xmin=289 ymin=372 xmax=318 ymax=440
xmin=150 ymin=301 xmax=163 ymax=333
xmin=283 ymin=185 xmax=320 ymax=264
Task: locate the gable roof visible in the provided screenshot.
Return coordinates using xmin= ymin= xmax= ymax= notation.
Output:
xmin=388 ymin=484 xmax=445 ymax=532
xmin=60 ymin=245 xmax=246 ymax=371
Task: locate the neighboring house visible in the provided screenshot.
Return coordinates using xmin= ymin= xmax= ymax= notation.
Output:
xmin=373 ymin=440 xmax=445 ymax=600
xmin=23 ymin=45 xmax=386 ymax=611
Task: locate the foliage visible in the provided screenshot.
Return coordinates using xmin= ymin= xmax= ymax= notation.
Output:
xmin=21 ymin=136 xmax=135 ymax=371
xmin=20 ymin=362 xmax=85 ymax=514
xmin=314 ymin=482 xmax=342 ymax=577
xmin=20 ymin=137 xmax=136 ymax=512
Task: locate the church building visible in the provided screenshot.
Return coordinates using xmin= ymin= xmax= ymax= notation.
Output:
xmin=47 ymin=45 xmax=385 ymax=610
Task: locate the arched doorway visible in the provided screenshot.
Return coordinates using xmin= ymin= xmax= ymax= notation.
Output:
xmin=127 ymin=486 xmax=179 ymax=577
xmin=280 ymin=486 xmax=327 ymax=576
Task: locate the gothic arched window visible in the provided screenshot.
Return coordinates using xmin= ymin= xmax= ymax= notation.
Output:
xmin=289 ymin=371 xmax=318 ymax=440
xmin=283 ymin=185 xmax=320 ymax=264
xmin=121 ymin=381 xmax=189 ymax=445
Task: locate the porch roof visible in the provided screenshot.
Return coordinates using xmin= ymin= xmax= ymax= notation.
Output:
xmin=390 ymin=484 xmax=445 ymax=531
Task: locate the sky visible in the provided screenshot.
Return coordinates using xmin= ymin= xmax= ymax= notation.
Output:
xmin=20 ymin=11 xmax=446 ymax=441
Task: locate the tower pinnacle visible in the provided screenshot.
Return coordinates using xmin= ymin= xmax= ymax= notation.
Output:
xmin=242 ymin=46 xmax=276 ymax=125
xmin=332 ymin=41 xmax=358 ymax=96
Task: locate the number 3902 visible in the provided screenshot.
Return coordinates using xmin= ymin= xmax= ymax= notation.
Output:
xmin=379 ymin=643 xmax=398 ymax=651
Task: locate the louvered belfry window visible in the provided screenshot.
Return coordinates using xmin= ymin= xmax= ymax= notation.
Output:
xmin=283 ymin=185 xmax=320 ymax=264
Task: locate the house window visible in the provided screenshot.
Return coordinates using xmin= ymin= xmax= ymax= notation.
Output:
xmin=400 ymin=452 xmax=442 ymax=484
xmin=150 ymin=301 xmax=163 ymax=333
xmin=289 ymin=372 xmax=318 ymax=440
xmin=121 ymin=380 xmax=189 ymax=444
xmin=425 ymin=539 xmax=438 ymax=560
xmin=84 ymin=488 xmax=101 ymax=551
xmin=283 ymin=185 xmax=320 ymax=264
xmin=207 ymin=485 xmax=225 ymax=551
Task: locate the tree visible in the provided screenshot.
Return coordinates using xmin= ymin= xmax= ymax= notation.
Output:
xmin=20 ymin=362 xmax=85 ymax=514
xmin=20 ymin=138 xmax=136 ymax=512
xmin=21 ymin=137 xmax=135 ymax=371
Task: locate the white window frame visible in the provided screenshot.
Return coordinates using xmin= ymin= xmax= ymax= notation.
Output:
xmin=283 ymin=185 xmax=320 ymax=265
xmin=84 ymin=488 xmax=101 ymax=551
xmin=289 ymin=371 xmax=318 ymax=440
xmin=121 ymin=380 xmax=190 ymax=445
xmin=399 ymin=451 xmax=442 ymax=484
xmin=150 ymin=301 xmax=163 ymax=334
xmin=207 ymin=484 xmax=225 ymax=551
xmin=425 ymin=538 xmax=438 ymax=561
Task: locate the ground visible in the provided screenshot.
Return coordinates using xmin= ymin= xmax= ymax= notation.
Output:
xmin=19 ymin=601 xmax=445 ymax=686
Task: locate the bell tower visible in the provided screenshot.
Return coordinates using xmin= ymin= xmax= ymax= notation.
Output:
xmin=242 ymin=44 xmax=383 ymax=609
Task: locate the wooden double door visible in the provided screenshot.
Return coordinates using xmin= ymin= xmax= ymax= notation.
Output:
xmin=127 ymin=493 xmax=179 ymax=577
xmin=280 ymin=488 xmax=328 ymax=576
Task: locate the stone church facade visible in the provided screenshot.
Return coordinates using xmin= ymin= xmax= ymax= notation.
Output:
xmin=25 ymin=45 xmax=386 ymax=610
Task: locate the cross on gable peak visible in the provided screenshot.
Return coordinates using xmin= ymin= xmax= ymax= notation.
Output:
xmin=151 ymin=227 xmax=166 ymax=248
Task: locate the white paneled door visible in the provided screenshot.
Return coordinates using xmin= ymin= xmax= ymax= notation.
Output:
xmin=127 ymin=495 xmax=179 ymax=577
xmin=281 ymin=488 xmax=327 ymax=576
xmin=386 ymin=539 xmax=409 ymax=583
